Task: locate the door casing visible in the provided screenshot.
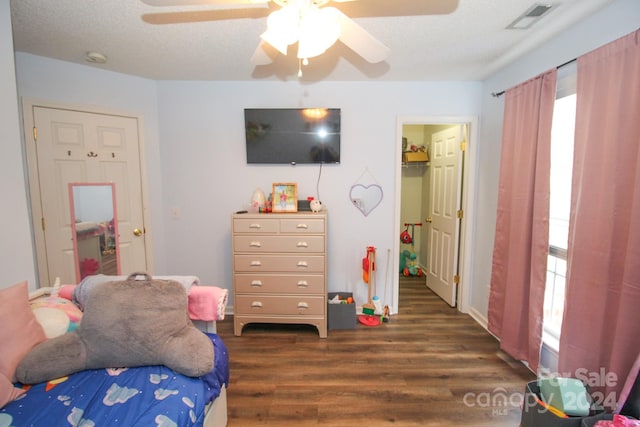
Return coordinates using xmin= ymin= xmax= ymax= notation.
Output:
xmin=393 ymin=116 xmax=479 ymax=315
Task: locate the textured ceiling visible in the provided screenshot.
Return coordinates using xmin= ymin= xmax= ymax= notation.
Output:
xmin=9 ymin=0 xmax=614 ymax=82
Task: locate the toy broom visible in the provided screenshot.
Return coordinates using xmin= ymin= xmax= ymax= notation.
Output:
xmin=362 ymin=246 xmax=376 ymax=315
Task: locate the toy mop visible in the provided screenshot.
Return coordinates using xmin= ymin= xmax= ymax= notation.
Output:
xmin=358 ymin=246 xmax=381 ymax=326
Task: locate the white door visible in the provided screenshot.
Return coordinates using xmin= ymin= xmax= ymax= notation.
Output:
xmin=26 ymin=105 xmax=148 ymax=285
xmin=425 ymin=126 xmax=463 ymax=306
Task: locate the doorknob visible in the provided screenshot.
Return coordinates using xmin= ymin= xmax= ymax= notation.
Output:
xmin=425 ymin=217 xmax=433 ymax=223
xmin=133 ymin=228 xmax=144 ymax=236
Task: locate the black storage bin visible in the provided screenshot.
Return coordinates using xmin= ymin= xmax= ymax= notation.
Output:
xmin=521 ymin=380 xmax=604 ymax=427
xmin=327 ymin=292 xmax=356 ymax=330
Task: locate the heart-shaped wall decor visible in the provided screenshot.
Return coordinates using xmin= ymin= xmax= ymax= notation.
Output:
xmin=349 ymin=184 xmax=383 ymax=217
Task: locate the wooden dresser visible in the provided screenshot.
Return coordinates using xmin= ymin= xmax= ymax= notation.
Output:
xmin=232 ymin=212 xmax=327 ymax=338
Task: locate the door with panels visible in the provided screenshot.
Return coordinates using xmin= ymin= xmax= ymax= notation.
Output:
xmin=24 ymin=103 xmax=149 ymax=285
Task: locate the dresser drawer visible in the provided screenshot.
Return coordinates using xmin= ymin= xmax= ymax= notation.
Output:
xmin=233 ymin=217 xmax=279 ymax=234
xmin=234 ymin=255 xmax=325 ymax=273
xmin=280 ymin=218 xmax=325 ymax=234
xmin=235 ymin=294 xmax=325 ymax=316
xmin=234 ymin=235 xmax=325 ymax=253
xmin=234 ymin=274 xmax=324 ymax=294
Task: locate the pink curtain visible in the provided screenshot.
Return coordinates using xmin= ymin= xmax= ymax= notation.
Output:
xmin=558 ymin=29 xmax=640 ymax=406
xmin=488 ymin=69 xmax=557 ymax=373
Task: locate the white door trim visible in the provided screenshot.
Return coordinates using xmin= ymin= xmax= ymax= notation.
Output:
xmin=393 ymin=116 xmax=479 ymax=315
xmin=21 ymin=98 xmax=154 ymax=287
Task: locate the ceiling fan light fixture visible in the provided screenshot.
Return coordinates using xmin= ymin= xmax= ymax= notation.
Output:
xmin=260 ymin=32 xmax=288 ymax=55
xmin=297 ymin=7 xmax=341 ymax=59
xmin=261 ymin=6 xmax=298 ymax=55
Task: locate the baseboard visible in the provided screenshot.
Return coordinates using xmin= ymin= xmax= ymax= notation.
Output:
xmin=468 ymin=306 xmax=488 ymax=330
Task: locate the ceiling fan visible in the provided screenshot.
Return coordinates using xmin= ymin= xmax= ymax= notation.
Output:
xmin=141 ymin=0 xmax=459 ymax=73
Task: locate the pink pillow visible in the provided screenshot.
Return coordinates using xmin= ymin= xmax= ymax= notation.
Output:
xmin=0 ymin=281 xmax=46 ymax=408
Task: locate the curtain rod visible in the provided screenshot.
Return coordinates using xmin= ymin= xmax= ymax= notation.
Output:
xmin=491 ymin=58 xmax=577 ymax=98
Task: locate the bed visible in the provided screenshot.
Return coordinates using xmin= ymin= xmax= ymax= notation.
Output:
xmin=0 ymin=276 xmax=229 ymax=427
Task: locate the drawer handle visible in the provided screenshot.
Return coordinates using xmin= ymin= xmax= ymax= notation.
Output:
xmin=251 ymin=301 xmax=263 ymax=308
xmin=296 ymin=223 xmax=308 ymax=229
xmin=249 ymin=223 xmax=261 ymax=229
xmin=296 ymin=261 xmax=309 ymax=268
xmin=297 ymin=280 xmax=308 ymax=288
xmin=250 ymin=241 xmax=262 ymax=247
xmin=250 ymin=280 xmax=263 ymax=287
xmin=250 ymin=260 xmax=262 ymax=267
xmin=297 ymin=302 xmax=309 ymax=309
xmin=296 ymin=241 xmax=308 ymax=248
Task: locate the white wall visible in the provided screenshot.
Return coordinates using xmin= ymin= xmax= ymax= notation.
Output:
xmin=0 ymin=1 xmax=37 ymax=289
xmin=155 ymin=81 xmax=482 ymax=310
xmin=469 ymin=0 xmax=640 ymax=325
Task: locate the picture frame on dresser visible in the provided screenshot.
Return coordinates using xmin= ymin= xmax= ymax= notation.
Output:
xmin=272 ymin=182 xmax=298 ymax=213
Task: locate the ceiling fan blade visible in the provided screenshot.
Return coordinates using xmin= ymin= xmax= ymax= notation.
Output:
xmin=141 ymin=0 xmax=268 ymax=7
xmin=331 ymin=8 xmax=390 ymax=63
xmin=143 ymin=6 xmax=269 ymax=24
xmin=329 ymin=0 xmax=459 ymax=18
xmin=251 ymin=41 xmax=277 ymax=66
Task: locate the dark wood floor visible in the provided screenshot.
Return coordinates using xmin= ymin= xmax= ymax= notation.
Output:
xmin=215 ymin=276 xmax=535 ymax=426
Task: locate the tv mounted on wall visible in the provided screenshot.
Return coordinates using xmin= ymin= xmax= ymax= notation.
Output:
xmin=244 ymin=108 xmax=341 ymax=164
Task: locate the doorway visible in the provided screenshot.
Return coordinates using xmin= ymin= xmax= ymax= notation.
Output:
xmin=22 ymin=99 xmax=153 ymax=287
xmin=392 ymin=116 xmax=478 ymax=315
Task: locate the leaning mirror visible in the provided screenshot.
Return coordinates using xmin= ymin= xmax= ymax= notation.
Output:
xmin=69 ymin=183 xmax=120 ymax=281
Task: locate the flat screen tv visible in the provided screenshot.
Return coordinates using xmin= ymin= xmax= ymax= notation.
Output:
xmin=244 ymin=108 xmax=341 ymax=164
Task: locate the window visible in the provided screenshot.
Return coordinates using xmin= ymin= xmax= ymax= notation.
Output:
xmin=543 ymin=64 xmax=576 ymax=351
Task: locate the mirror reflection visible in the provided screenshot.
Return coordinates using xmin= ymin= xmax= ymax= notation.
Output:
xmin=69 ymin=183 xmax=120 ymax=281
xmin=349 ymin=183 xmax=384 ymax=217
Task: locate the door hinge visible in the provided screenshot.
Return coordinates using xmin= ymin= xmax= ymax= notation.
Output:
xmin=457 ymin=209 xmax=464 ymax=219
xmin=41 ymin=217 xmax=45 ymax=231
xmin=453 ymin=275 xmax=460 ymax=284
xmin=33 ymin=127 xmax=37 ymax=142
xmin=460 ymin=140 xmax=466 ymax=152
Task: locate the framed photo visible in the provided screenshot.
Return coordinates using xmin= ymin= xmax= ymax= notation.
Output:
xmin=272 ymin=183 xmax=298 ymax=213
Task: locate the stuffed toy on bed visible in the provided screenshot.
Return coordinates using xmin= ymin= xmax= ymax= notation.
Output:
xmin=16 ymin=273 xmax=214 ymax=384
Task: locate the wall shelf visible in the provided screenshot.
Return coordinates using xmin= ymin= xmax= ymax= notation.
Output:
xmin=402 ymin=161 xmax=430 ymax=168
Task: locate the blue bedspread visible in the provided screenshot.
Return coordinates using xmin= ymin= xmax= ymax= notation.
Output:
xmin=0 ymin=333 xmax=228 ymax=427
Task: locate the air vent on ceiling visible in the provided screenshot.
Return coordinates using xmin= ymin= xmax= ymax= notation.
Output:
xmin=506 ymin=3 xmax=554 ymax=30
